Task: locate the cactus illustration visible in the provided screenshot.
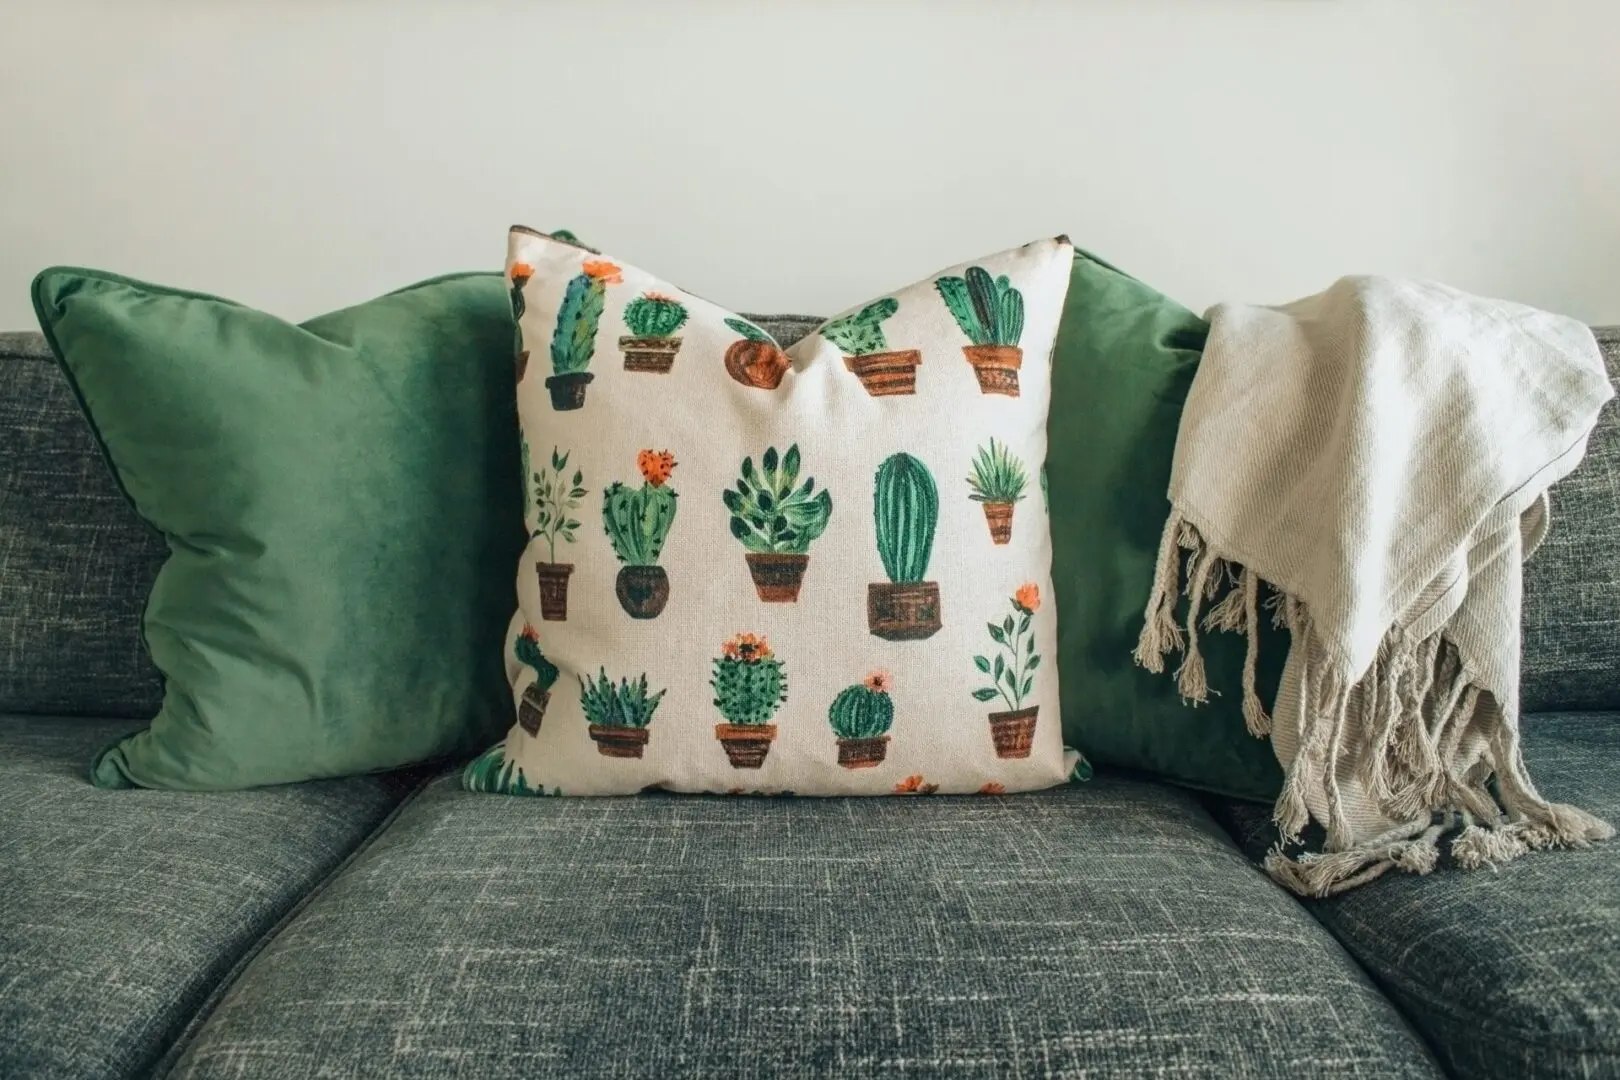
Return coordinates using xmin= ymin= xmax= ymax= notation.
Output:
xmin=821 ymin=297 xmax=922 ymax=396
xmin=603 ymin=451 xmax=678 ymax=618
xmin=829 ymin=671 xmax=895 ymax=770
xmin=712 ymin=634 xmax=786 ymax=768
xmin=546 ymin=259 xmax=620 ymax=409
xmin=820 ymin=298 xmax=898 ymax=357
xmin=509 ymin=261 xmax=533 ymax=379
xmin=937 ymin=266 xmax=1027 ymax=396
xmin=868 ymin=453 xmax=942 ymax=640
xmin=513 ymin=624 xmax=559 ymax=735
xmin=623 ymin=293 xmax=689 ymax=338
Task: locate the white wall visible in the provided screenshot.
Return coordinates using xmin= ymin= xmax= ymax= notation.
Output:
xmin=3 ymin=1 xmax=1618 ymax=329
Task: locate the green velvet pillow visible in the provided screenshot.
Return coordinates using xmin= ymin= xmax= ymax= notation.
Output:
xmin=32 ymin=268 xmax=524 ymax=790
xmin=1049 ymin=250 xmax=1285 ymax=802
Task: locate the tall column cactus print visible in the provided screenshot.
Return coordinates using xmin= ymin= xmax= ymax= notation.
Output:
xmin=602 ymin=450 xmax=678 ymax=619
xmin=509 ymin=261 xmax=533 ymax=381
xmin=828 ymin=672 xmax=894 ymax=768
xmin=711 ymin=634 xmax=787 ymax=768
xmin=819 ymin=297 xmax=922 ymax=396
xmin=721 ymin=444 xmax=833 ymax=602
xmin=972 ymin=584 xmax=1042 ymax=758
xmin=935 ymin=266 xmax=1027 ymax=396
xmin=868 ymin=452 xmax=942 ymax=640
xmin=723 ymin=318 xmax=789 ymax=390
xmin=547 ymin=258 xmax=621 ymax=410
xmin=514 ymin=624 xmax=560 ymax=736
xmin=619 ymin=292 xmax=689 ymax=373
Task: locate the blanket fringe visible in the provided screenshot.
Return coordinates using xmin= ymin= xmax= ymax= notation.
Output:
xmin=1133 ymin=516 xmax=1613 ymax=897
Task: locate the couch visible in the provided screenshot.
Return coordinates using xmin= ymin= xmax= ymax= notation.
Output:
xmin=3 ymin=320 xmax=1617 ymax=1080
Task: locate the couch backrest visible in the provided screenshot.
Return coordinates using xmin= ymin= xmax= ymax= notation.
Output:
xmin=0 ymin=320 xmax=1613 ymax=718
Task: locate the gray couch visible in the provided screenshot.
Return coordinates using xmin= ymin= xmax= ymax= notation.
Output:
xmin=3 ymin=321 xmax=1617 ymax=1080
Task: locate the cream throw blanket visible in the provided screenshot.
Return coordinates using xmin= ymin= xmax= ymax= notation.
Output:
xmin=1135 ymin=277 xmax=1615 ymax=896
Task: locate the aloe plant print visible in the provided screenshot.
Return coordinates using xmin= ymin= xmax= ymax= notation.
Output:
xmin=966 ymin=439 xmax=1029 ymax=545
xmin=579 ymin=668 xmax=664 ymax=759
xmin=722 ymin=444 xmax=833 ymax=602
xmin=868 ymin=452 xmax=941 ymax=640
xmin=935 ymin=266 xmax=1026 ymax=396
xmin=462 ymin=744 xmax=561 ymax=796
xmin=973 ymin=584 xmax=1042 ymax=759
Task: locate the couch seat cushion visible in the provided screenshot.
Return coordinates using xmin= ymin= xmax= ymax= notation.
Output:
xmin=1211 ymin=711 xmax=1620 ymax=1080
xmin=0 ymin=714 xmax=422 ymax=1080
xmin=169 ymin=776 xmax=1439 ymax=1078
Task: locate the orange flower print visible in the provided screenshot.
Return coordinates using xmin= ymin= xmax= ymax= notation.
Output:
xmin=519 ymin=624 xmax=541 ymax=645
xmin=721 ymin=632 xmax=772 ymax=662
xmin=1013 ymin=583 xmax=1041 ymax=615
xmin=894 ymin=774 xmax=939 ymax=796
xmin=637 ymin=449 xmax=676 ymax=487
xmin=977 ymin=782 xmax=1007 ymax=795
xmin=508 ymin=261 xmax=534 ymax=283
xmin=863 ymin=670 xmax=892 ymax=693
xmin=581 ymin=259 xmax=623 ymax=285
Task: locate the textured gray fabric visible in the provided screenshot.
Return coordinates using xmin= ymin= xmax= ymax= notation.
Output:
xmin=169 ymin=777 xmax=1440 ymax=1079
xmin=743 ymin=312 xmax=821 ymax=349
xmin=0 ymin=333 xmax=167 ymax=718
xmin=1522 ymin=327 xmax=1620 ymax=712
xmin=1209 ymin=711 xmax=1620 ymax=1080
xmin=0 ymin=713 xmax=422 ymax=1080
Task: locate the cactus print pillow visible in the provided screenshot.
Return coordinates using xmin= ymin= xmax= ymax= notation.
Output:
xmin=464 ymin=227 xmax=1084 ymax=797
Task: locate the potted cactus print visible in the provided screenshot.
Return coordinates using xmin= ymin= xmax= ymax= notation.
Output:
xmin=514 ymin=624 xmax=560 ymax=736
xmin=935 ymin=266 xmax=1026 ymax=396
xmin=972 ymin=584 xmax=1042 ymax=759
xmin=619 ymin=292 xmax=689 ymax=373
xmin=531 ymin=445 xmax=586 ymax=620
xmin=721 ymin=444 xmax=833 ymax=602
xmin=547 ymin=259 xmax=621 ymax=410
xmin=868 ymin=453 xmax=942 ymax=640
xmin=966 ymin=439 xmax=1028 ymax=545
xmin=723 ymin=318 xmax=789 ymax=390
xmin=603 ymin=450 xmax=678 ymax=619
xmin=820 ymin=298 xmax=921 ymax=396
xmin=580 ymin=668 xmax=664 ymax=758
xmin=510 ymin=261 xmax=533 ymax=381
xmin=712 ymin=634 xmax=786 ymax=768
xmin=828 ymin=672 xmax=894 ymax=769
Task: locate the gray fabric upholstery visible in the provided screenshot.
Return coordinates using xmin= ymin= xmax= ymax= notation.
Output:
xmin=166 ymin=777 xmax=1440 ymax=1079
xmin=0 ymin=333 xmax=166 ymax=718
xmin=0 ymin=713 xmax=422 ymax=1080
xmin=1209 ymin=711 xmax=1620 ymax=1080
xmin=1522 ymin=327 xmax=1620 ymax=712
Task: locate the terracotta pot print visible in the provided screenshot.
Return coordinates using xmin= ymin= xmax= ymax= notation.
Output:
xmin=844 ymin=349 xmax=923 ymax=396
xmin=619 ymin=336 xmax=682 ymax=373
xmin=545 ymin=371 xmax=594 ymax=411
xmin=745 ymin=552 xmax=809 ymax=602
xmin=716 ymin=723 xmax=776 ymax=768
xmin=987 ymin=706 xmax=1038 ymax=759
xmin=982 ymin=502 xmax=1015 ymax=545
xmin=616 ymin=564 xmax=669 ymax=619
xmin=962 ymin=345 xmax=1023 ymax=397
xmin=725 ymin=339 xmax=788 ymax=389
xmin=836 ymin=735 xmax=890 ymax=770
xmin=589 ymin=724 xmax=650 ymax=759
xmin=867 ymin=581 xmax=942 ymax=641
xmin=535 ymin=562 xmax=574 ymax=621
xmin=517 ymin=684 xmax=550 ymax=736
xmin=515 ymin=350 xmax=530 ymax=382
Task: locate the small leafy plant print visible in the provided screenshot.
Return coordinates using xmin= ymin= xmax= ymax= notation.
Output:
xmin=935 ymin=266 xmax=1026 ymax=396
xmin=509 ymin=261 xmax=533 ymax=381
xmin=514 ymin=624 xmax=560 ymax=735
xmin=893 ymin=774 xmax=939 ymax=796
xmin=603 ymin=450 xmax=678 ymax=619
xmin=967 ymin=439 xmax=1028 ymax=545
xmin=620 ymin=292 xmax=689 ymax=372
xmin=820 ymin=298 xmax=921 ymax=396
xmin=547 ymin=258 xmax=621 ymax=410
xmin=532 ymin=446 xmax=585 ymax=621
xmin=973 ymin=583 xmax=1042 ymax=759
xmin=579 ymin=668 xmax=665 ymax=759
xmin=828 ymin=671 xmax=894 ymax=769
xmin=723 ymin=317 xmax=789 ymax=389
xmin=712 ymin=634 xmax=787 ymax=769
xmin=722 ymin=444 xmax=833 ymax=602
xmin=869 ymin=453 xmax=942 ymax=640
